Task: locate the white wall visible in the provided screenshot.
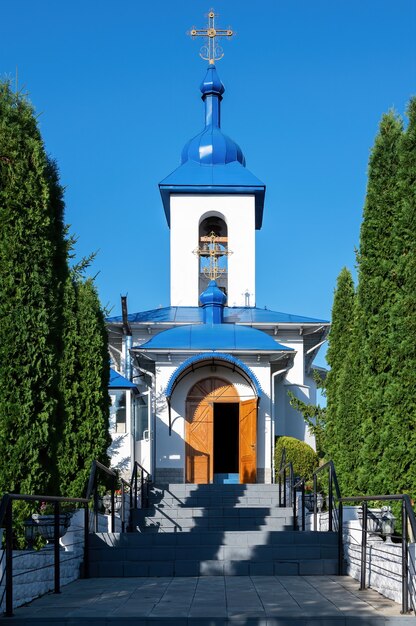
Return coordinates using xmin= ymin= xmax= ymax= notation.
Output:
xmin=271 ymin=331 xmax=317 ymax=450
xmin=170 ymin=194 xmax=256 ymax=307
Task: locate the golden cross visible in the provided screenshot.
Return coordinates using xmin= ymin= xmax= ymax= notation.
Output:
xmin=188 ymin=9 xmax=234 ymax=64
xmin=194 ymin=231 xmax=233 ymax=281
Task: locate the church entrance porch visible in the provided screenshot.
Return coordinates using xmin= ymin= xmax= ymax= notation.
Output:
xmin=185 ymin=378 xmax=257 ymax=484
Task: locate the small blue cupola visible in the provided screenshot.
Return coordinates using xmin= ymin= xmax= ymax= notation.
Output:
xmin=199 ymin=280 xmax=226 ymax=324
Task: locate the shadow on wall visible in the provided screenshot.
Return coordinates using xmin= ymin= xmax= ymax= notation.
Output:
xmin=107 ymin=434 xmax=130 ymax=472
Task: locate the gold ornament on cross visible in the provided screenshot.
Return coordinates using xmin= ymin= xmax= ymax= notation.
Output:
xmin=188 ymin=9 xmax=234 ymax=65
xmin=194 ymin=231 xmax=233 ymax=281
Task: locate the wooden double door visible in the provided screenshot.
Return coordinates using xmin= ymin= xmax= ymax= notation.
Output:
xmin=185 ymin=378 xmax=257 ymax=484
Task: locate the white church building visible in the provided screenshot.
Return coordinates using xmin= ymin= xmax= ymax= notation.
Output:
xmin=106 ymin=61 xmax=329 ymax=485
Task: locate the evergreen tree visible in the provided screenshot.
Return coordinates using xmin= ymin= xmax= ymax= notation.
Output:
xmin=355 ymin=112 xmax=403 ymax=494
xmin=58 ymin=277 xmax=111 ymax=497
xmin=0 ymin=82 xmax=68 ymax=496
xmin=380 ymin=98 xmax=416 ymax=497
xmin=331 ymin=297 xmax=362 ymax=495
xmin=325 ymin=268 xmax=355 ymax=470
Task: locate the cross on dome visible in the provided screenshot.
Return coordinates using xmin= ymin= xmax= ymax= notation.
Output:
xmin=188 ymin=9 xmax=234 ymax=64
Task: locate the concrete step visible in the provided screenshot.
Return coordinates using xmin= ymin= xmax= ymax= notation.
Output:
xmin=131 ymin=515 xmax=293 ymax=533
xmin=88 ymin=557 xmax=339 ymax=577
xmin=152 ymin=482 xmax=280 ymax=491
xmin=90 ymin=530 xmax=338 ymax=548
xmin=150 ymin=485 xmax=281 ymax=496
xmin=90 ymin=543 xmax=338 ymax=564
xmin=136 ymin=506 xmax=292 ymax=519
xmin=148 ymin=495 xmax=284 ymax=507
xmin=88 ymin=530 xmax=339 ymax=577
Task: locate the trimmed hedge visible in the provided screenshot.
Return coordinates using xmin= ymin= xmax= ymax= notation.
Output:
xmin=275 ymin=436 xmax=318 ymax=481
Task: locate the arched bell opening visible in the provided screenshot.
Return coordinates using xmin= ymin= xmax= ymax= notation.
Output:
xmin=198 ymin=215 xmax=228 ymax=297
xmin=185 ymin=376 xmax=257 ymax=485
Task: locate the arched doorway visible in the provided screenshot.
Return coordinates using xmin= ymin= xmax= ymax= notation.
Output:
xmin=185 ymin=377 xmax=257 ymax=484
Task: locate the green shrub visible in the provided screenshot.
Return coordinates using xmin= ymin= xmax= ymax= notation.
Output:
xmin=275 ymin=436 xmax=319 ymax=481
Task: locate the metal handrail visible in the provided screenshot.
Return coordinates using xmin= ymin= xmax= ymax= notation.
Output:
xmin=339 ymin=493 xmax=416 ymax=615
xmin=130 ymin=461 xmax=151 ymax=510
xmin=277 ymin=461 xmax=294 ymax=508
xmin=0 ymin=459 xmax=151 ymax=617
xmin=86 ymin=459 xmax=130 ymax=533
xmin=293 ymin=476 xmax=306 ymax=531
xmin=313 ymin=461 xmax=341 ymax=532
xmin=277 ymin=449 xmax=416 ymax=613
xmin=312 ymin=460 xmax=343 ymax=577
xmin=0 ymin=493 xmax=89 ymax=618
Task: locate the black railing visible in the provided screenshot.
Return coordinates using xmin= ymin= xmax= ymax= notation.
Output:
xmin=293 ymin=476 xmax=306 ymax=532
xmin=0 ymin=458 xmax=151 ymax=616
xmin=0 ymin=494 xmax=89 ymax=617
xmin=312 ymin=460 xmax=343 ymax=576
xmin=130 ymin=461 xmax=151 ymax=511
xmin=277 ymin=448 xmax=416 ymax=615
xmin=85 ymin=460 xmax=131 ymax=533
xmin=313 ymin=461 xmax=342 ymax=533
xmin=277 ymin=456 xmax=294 ymax=509
xmin=339 ymin=494 xmax=416 ymax=616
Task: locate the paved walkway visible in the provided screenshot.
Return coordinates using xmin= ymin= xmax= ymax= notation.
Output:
xmin=6 ymin=575 xmax=415 ymax=625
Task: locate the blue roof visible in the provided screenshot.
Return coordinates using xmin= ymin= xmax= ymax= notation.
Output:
xmin=159 ymin=65 xmax=265 ymax=229
xmin=109 ymin=368 xmax=137 ymax=389
xmin=138 ymin=323 xmax=293 ymax=352
xmin=165 ymin=353 xmax=262 ymax=399
xmin=107 ymin=306 xmax=329 ymax=326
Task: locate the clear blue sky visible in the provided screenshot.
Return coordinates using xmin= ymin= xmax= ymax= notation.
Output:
xmin=1 ymin=1 xmax=415 ymax=368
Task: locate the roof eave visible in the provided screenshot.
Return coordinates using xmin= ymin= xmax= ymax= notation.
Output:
xmin=159 ymin=184 xmax=265 ymax=229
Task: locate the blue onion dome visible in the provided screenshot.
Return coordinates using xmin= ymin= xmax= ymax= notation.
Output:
xmin=181 ymin=65 xmax=246 ymax=167
xmin=199 ymin=280 xmax=227 ymax=308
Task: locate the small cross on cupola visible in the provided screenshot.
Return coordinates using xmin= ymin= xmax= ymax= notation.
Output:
xmin=188 ymin=9 xmax=234 ymax=65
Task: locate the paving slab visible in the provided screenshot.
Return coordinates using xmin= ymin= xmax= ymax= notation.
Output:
xmin=4 ymin=575 xmax=415 ymax=625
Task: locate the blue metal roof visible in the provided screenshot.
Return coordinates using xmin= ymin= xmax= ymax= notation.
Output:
xmin=165 ymin=353 xmax=262 ymax=399
xmin=107 ymin=306 xmax=329 ymax=326
xmin=138 ymin=323 xmax=293 ymax=352
xmin=109 ymin=368 xmax=137 ymax=389
xmin=159 ymin=65 xmax=265 ymax=229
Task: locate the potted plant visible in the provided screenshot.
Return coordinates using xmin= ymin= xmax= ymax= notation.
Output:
xmin=32 ymin=502 xmax=72 ymax=547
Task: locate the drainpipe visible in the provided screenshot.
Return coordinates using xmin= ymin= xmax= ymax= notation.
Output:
xmin=270 ymin=367 xmax=290 ymax=484
xmin=121 ymin=296 xmax=132 ymax=381
xmin=137 ymin=367 xmax=156 ymax=481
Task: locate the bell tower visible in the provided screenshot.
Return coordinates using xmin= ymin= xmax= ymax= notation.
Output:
xmin=159 ymin=12 xmax=265 ymax=308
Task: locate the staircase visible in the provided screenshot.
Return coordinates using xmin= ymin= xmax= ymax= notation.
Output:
xmin=8 ymin=482 xmax=413 ymax=624
xmin=89 ymin=482 xmax=339 ymax=577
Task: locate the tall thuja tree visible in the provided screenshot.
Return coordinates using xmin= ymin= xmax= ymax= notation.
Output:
xmin=0 ymin=82 xmax=68 ymax=495
xmin=355 ymin=112 xmax=403 ymax=494
xmin=381 ymin=98 xmax=416 ymax=497
xmin=330 ymin=296 xmax=363 ymax=495
xmin=325 ymin=267 xmax=355 ymax=469
xmin=58 ymin=276 xmax=111 ymax=497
